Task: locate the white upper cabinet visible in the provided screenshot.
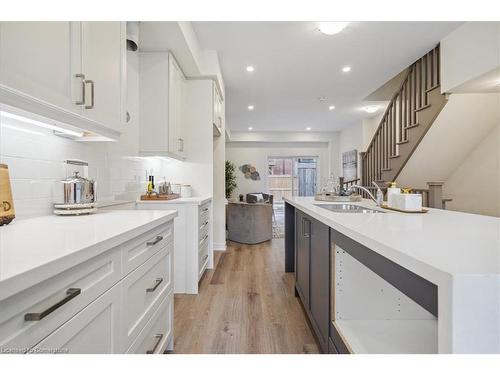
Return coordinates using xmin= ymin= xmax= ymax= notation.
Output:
xmin=212 ymin=82 xmax=224 ymax=135
xmin=78 ymin=22 xmax=127 ymax=134
xmin=139 ymin=52 xmax=187 ymax=160
xmin=0 ymin=21 xmax=126 ymax=140
xmin=0 ymin=22 xmax=77 ymax=112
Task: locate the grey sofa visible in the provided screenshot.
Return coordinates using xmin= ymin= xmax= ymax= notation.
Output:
xmin=227 ymin=201 xmax=273 ymax=244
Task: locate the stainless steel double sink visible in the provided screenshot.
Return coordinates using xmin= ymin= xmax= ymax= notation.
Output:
xmin=314 ymin=203 xmax=385 ymax=214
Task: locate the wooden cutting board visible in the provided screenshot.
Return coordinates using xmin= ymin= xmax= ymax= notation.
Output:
xmin=140 ymin=193 xmax=180 ymax=201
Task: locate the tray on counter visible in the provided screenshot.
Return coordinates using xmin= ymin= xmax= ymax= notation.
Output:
xmin=380 ymin=204 xmax=428 ymax=213
xmin=140 ymin=193 xmax=180 ymax=201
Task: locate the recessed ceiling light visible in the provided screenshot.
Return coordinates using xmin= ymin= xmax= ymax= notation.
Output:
xmin=306 ymin=127 xmax=311 ymax=131
xmin=318 ymin=97 xmax=327 ymax=102
xmin=329 ymin=105 xmax=335 ymax=111
xmin=363 ymin=105 xmax=380 ymax=114
xmin=246 ymin=66 xmax=255 ymax=72
xmin=248 ymin=126 xmax=253 ymax=131
xmin=247 ymin=105 xmax=254 ymax=110
xmin=342 ymin=66 xmax=352 ymax=73
xmin=318 ymin=22 xmax=349 ymax=36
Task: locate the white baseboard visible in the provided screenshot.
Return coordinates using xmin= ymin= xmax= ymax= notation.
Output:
xmin=213 ymin=242 xmax=227 ymax=251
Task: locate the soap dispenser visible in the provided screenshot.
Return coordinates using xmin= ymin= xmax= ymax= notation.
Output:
xmin=387 ymin=182 xmax=401 ymax=207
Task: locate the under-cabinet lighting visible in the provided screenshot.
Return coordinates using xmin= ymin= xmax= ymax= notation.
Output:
xmin=0 ymin=111 xmax=84 ymax=138
xmin=363 ymin=105 xmax=380 ymax=114
xmin=318 ymin=22 xmax=349 ymax=36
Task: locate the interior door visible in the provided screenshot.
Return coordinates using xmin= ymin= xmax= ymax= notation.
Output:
xmin=80 ymin=21 xmax=125 ymax=132
xmin=0 ymin=22 xmax=78 ymax=112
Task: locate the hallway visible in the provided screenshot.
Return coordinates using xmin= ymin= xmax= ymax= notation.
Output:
xmin=173 ymin=240 xmax=320 ymax=354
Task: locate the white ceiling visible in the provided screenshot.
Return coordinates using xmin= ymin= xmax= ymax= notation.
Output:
xmin=192 ymin=22 xmax=461 ymax=132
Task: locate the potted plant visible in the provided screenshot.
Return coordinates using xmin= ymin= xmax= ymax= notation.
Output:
xmin=225 ymin=160 xmax=237 ymax=199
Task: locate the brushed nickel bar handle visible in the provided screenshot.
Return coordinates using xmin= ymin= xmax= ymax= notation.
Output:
xmin=24 ymin=288 xmax=81 ymax=321
xmin=147 ymin=236 xmax=163 ymax=246
xmin=199 ymin=234 xmax=209 ymax=245
xmin=146 ymin=334 xmax=164 ymax=354
xmin=75 ymin=74 xmax=85 ymax=106
xmin=146 ymin=278 xmax=163 ymax=293
xmin=85 ymin=80 xmax=95 ymax=109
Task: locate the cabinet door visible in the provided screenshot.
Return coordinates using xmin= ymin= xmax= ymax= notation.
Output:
xmin=30 ymin=284 xmax=121 ymax=354
xmin=80 ymin=21 xmax=126 ymax=133
xmin=295 ymin=211 xmax=310 ymax=308
xmin=0 ymin=22 xmax=79 ymax=112
xmin=168 ymin=54 xmax=186 ymax=158
xmin=310 ymin=217 xmax=330 ymax=350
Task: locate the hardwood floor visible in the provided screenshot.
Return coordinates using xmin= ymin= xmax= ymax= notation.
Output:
xmin=173 ymin=239 xmax=320 ymax=354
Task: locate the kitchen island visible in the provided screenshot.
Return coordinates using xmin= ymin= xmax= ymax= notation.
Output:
xmin=284 ymin=197 xmax=499 ymax=354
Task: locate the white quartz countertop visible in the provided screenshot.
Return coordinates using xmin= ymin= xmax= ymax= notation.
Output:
xmin=284 ymin=197 xmax=500 ymax=283
xmin=136 ymin=196 xmax=212 ymax=205
xmin=0 ymin=210 xmax=177 ymax=300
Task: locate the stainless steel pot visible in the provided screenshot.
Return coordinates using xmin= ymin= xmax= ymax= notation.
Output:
xmin=56 ymin=171 xmax=96 ymax=205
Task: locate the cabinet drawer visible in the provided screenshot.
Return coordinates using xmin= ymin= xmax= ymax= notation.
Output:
xmin=198 ymin=242 xmax=209 ymax=279
xmin=29 ymin=283 xmax=121 ymax=354
xmin=0 ymin=247 xmax=121 ymax=352
xmin=127 ymin=291 xmax=173 ymax=354
xmin=122 ymin=222 xmax=173 ymax=275
xmin=198 ymin=216 xmax=210 ymax=239
xmin=121 ymin=244 xmax=173 ymax=348
xmin=198 ymin=204 xmax=210 ymax=223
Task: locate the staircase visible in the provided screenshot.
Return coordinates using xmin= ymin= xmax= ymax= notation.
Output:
xmin=361 ymin=45 xmax=448 ymax=186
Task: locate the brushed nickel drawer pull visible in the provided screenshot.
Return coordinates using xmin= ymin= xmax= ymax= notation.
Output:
xmin=24 ymin=288 xmax=81 ymax=321
xmin=146 ymin=278 xmax=163 ymax=293
xmin=199 ymin=234 xmax=209 ymax=245
xmin=146 ymin=333 xmax=164 ymax=354
xmin=147 ymin=236 xmax=163 ymax=246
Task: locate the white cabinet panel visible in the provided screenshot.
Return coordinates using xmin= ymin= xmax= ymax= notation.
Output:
xmin=30 ymin=284 xmax=121 ymax=354
xmin=80 ymin=22 xmax=126 ymax=133
xmin=139 ymin=52 xmax=187 ymax=160
xmin=0 ymin=22 xmax=78 ymax=112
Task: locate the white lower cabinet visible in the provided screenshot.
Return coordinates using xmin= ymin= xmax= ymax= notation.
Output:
xmin=0 ymin=220 xmax=175 ymax=354
xmin=126 ymin=292 xmax=173 ymax=354
xmin=30 ymin=284 xmax=121 ymax=354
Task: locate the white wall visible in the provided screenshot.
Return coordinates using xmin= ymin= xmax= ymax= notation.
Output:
xmin=226 ymin=141 xmax=330 ymax=198
xmin=441 ymin=22 xmax=500 ymax=93
xmin=443 ymin=124 xmax=500 ymax=217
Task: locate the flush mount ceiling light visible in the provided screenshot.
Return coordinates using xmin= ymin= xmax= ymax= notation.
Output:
xmin=246 ymin=66 xmax=255 ymax=72
xmin=342 ymin=66 xmax=352 ymax=73
xmin=329 ymin=105 xmax=336 ymax=111
xmin=317 ymin=22 xmax=349 ymax=36
xmin=363 ymin=105 xmax=380 ymax=114
xmin=247 ymin=105 xmax=254 ymax=110
xmin=248 ymin=126 xmax=253 ymax=131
